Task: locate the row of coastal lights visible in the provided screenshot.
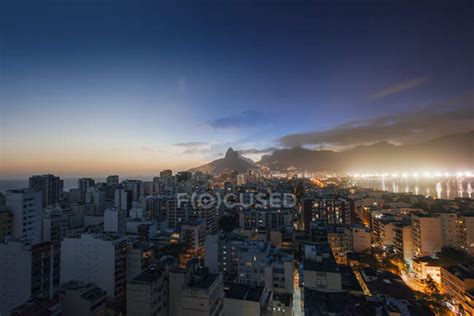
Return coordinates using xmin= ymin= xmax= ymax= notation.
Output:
xmin=350 ymin=171 xmax=473 ymax=179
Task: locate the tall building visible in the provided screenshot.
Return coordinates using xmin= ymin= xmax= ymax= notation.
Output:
xmin=264 ymin=248 xmax=294 ymax=294
xmin=160 ymin=169 xmax=173 ymax=179
xmin=204 ymin=234 xmax=219 ymax=273
xmin=371 ymin=211 xmax=402 ymax=248
xmin=114 ymin=188 xmax=131 ymax=211
xmin=61 ymin=234 xmax=127 ymax=313
xmin=60 ymin=281 xmax=107 ymax=316
xmin=303 ymin=196 xmax=354 ymax=229
xmin=412 ymin=213 xmax=442 ymax=258
xmin=439 ymin=212 xmax=463 ymax=248
xmin=167 ymin=197 xmax=191 ymax=228
xmin=0 ymin=192 xmax=6 ymax=211
xmin=141 ymin=195 xmax=167 ymax=220
xmin=204 ymin=232 xmax=247 ymax=279
xmin=351 ymin=226 xmax=371 ymax=253
xmin=303 ymin=243 xmax=342 ymax=291
xmin=126 ymin=240 xmax=155 ymax=280
xmin=106 ymin=175 xmax=120 ymax=186
xmin=122 ymin=180 xmax=144 ymax=202
xmin=6 ymin=189 xmax=43 ymax=244
xmin=0 ymin=211 xmax=14 ymax=240
xmin=182 ymin=222 xmax=206 ymax=253
xmin=104 ymin=208 xmax=126 ymax=234
xmin=0 ymin=240 xmax=59 ymax=315
xmin=223 ymin=283 xmax=272 ymax=316
xmin=237 ymin=240 xmax=271 ymax=286
xmin=28 ymin=174 xmax=63 ymax=207
xmin=394 ymin=223 xmax=413 ymax=265
xmin=42 ymin=208 xmax=66 ymax=243
xmin=441 ymin=264 xmax=474 ymax=314
xmin=67 ymin=188 xmax=82 ymax=204
xmin=78 ymin=178 xmax=95 ymax=203
xmin=169 ymin=259 xmax=224 ymax=316
xmin=66 ymin=203 xmax=89 ymax=229
xmin=143 ymin=181 xmax=159 ymax=196
xmin=177 ymin=171 xmax=192 ymax=182
xmin=327 ymin=226 xmax=351 ymax=265
xmin=461 ymin=215 xmax=474 ymax=255
xmin=239 ymin=208 xmax=292 ymax=231
xmin=85 ymin=187 xmax=106 ymax=216
xmin=127 ymin=265 xmax=168 ymax=316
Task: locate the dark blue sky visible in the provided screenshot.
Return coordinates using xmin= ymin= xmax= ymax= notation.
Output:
xmin=1 ymin=0 xmax=473 ymax=175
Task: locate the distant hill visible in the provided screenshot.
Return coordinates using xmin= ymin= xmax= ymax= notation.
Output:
xmin=189 ymin=131 xmax=473 ymax=175
xmin=190 ymin=147 xmax=259 ymax=175
xmin=258 ymin=131 xmax=474 ymax=172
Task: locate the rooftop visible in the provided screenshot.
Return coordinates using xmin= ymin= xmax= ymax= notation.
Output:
xmin=224 ymin=282 xmax=265 ymax=302
xmin=240 ymin=240 xmax=271 ymax=253
xmin=364 ymin=271 xmax=415 ymax=300
xmin=81 ymin=287 xmax=106 ymax=301
xmin=304 ymin=257 xmax=339 ymax=273
xmin=132 ymin=265 xmax=164 ymax=283
xmin=62 ymin=280 xmax=106 ymax=301
xmin=189 ymin=273 xmax=220 ymax=289
xmin=303 ymin=288 xmax=352 ymax=315
xmin=413 ymin=256 xmax=439 ymax=266
xmin=444 ymin=264 xmax=474 ymax=281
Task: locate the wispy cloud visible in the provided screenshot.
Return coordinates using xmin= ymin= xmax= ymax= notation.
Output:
xmin=207 ymin=110 xmax=268 ymax=129
xmin=174 ymin=141 xmax=209 ymax=148
xmin=370 ymin=77 xmax=429 ymax=99
xmin=238 ymin=147 xmax=279 ymax=155
xmin=279 ymin=92 xmax=474 ymax=148
xmin=173 ymin=141 xmax=211 ymax=155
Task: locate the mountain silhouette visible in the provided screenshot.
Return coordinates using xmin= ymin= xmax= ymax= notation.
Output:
xmin=190 ymin=147 xmax=258 ymax=175
xmin=190 ymin=131 xmax=473 ymax=175
xmin=259 ymin=131 xmax=474 ymax=172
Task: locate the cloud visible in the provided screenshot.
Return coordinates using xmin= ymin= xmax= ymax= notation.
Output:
xmin=174 ymin=142 xmax=209 ymax=148
xmin=207 ymin=110 xmax=268 ymax=129
xmin=370 ymin=77 xmax=429 ymax=99
xmin=183 ymin=148 xmax=212 ymax=155
xmin=238 ymin=147 xmax=279 ymax=155
xmin=173 ymin=141 xmax=212 ymax=155
xmin=279 ymin=92 xmax=474 ymax=148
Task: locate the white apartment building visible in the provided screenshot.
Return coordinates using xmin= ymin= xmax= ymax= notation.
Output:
xmin=5 ymin=189 xmax=43 ymax=244
xmin=104 ymin=207 xmax=126 ymax=234
xmin=412 ymin=213 xmax=442 ymax=258
xmin=352 ymin=226 xmax=371 ymax=253
xmin=61 ymin=233 xmax=127 ymax=312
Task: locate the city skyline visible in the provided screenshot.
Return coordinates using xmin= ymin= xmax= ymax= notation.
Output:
xmin=1 ymin=2 xmax=474 ymax=315
xmin=1 ymin=0 xmax=473 ymax=177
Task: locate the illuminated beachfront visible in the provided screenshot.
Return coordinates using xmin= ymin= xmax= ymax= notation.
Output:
xmin=349 ymin=172 xmax=474 ymax=199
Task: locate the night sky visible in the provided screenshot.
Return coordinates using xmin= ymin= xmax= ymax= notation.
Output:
xmin=1 ymin=0 xmax=472 ymax=176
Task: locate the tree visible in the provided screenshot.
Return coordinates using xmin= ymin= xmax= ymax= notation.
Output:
xmin=359 ymin=250 xmax=378 ymax=269
xmin=437 ymin=247 xmax=472 ymax=267
xmin=424 ymin=275 xmax=440 ymax=296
